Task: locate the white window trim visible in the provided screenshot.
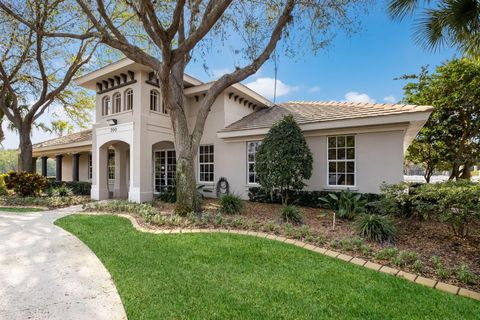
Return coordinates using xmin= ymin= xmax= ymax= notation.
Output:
xmin=198 ymin=144 xmax=215 ymax=184
xmin=102 ymin=96 xmax=111 ymax=116
xmin=326 ymin=135 xmax=357 ymax=189
xmin=124 ymin=88 xmax=133 ymax=111
xmin=246 ymin=141 xmax=261 ymax=185
xmin=113 ymin=92 xmax=122 ymax=113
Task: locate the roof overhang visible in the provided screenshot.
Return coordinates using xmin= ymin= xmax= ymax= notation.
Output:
xmin=74 ymin=58 xmax=203 ymax=90
xmin=32 ymin=140 xmax=92 ymax=158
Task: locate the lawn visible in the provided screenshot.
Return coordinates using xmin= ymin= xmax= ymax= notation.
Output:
xmin=55 ymin=215 xmax=479 ymax=320
xmin=0 ymin=206 xmax=45 ymax=212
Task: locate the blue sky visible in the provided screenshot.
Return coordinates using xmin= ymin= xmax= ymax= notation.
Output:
xmin=2 ymin=2 xmax=457 ymax=150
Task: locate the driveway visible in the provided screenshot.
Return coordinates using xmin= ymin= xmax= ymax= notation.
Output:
xmin=0 ymin=206 xmax=127 ymax=319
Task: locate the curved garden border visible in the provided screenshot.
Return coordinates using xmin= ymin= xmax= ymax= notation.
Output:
xmin=81 ymin=211 xmax=480 ymax=302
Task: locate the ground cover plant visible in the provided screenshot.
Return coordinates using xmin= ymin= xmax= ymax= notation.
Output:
xmin=56 ymin=215 xmax=480 ymax=320
xmin=0 ymin=207 xmax=45 ymax=212
xmin=83 ymin=197 xmax=480 ymax=292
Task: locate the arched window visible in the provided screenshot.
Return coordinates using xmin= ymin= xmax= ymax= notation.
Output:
xmin=150 ymin=89 xmax=159 ymax=111
xmin=102 ymin=96 xmax=111 ymax=116
xmin=124 ymin=88 xmax=133 ymax=111
xmin=113 ymin=92 xmax=121 ymax=113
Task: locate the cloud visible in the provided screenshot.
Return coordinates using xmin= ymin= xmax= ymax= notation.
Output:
xmin=245 ymin=77 xmax=297 ymax=99
xmin=308 ymin=86 xmax=321 ymax=93
xmin=344 ymin=91 xmax=375 ymax=103
xmin=212 ymin=68 xmax=232 ymax=79
xmin=383 ymin=95 xmax=396 ymax=104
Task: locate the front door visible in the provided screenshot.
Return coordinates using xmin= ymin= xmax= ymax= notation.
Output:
xmin=154 ymin=150 xmax=176 ymax=193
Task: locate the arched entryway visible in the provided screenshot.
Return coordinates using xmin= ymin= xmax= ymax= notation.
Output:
xmin=152 ymin=141 xmax=176 ymax=195
xmin=96 ymin=140 xmax=131 ymax=199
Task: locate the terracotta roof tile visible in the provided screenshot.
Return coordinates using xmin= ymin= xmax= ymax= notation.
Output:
xmin=221 ymin=101 xmax=433 ymax=132
xmin=32 ymin=129 xmax=92 ymax=149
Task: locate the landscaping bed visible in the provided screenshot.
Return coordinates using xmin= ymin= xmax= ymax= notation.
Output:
xmin=84 ymin=197 xmax=480 ymax=293
xmin=56 ymin=214 xmax=480 ymax=319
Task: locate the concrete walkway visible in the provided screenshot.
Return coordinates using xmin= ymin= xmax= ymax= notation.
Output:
xmin=0 ymin=206 xmax=127 ymax=320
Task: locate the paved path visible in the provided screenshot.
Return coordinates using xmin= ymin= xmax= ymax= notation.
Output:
xmin=0 ymin=206 xmax=127 ymax=320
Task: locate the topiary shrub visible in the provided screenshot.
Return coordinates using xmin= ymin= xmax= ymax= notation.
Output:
xmin=4 ymin=171 xmax=47 ymax=197
xmin=218 ymin=193 xmax=244 ymax=214
xmin=356 ymin=214 xmax=396 ymax=243
xmin=280 ymin=205 xmax=304 ymax=225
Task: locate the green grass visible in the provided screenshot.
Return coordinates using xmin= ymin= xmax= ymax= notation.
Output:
xmin=0 ymin=207 xmax=45 ymax=212
xmin=55 ymin=215 xmax=480 ymax=320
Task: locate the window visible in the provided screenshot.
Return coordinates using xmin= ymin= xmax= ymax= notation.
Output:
xmin=113 ymin=92 xmax=121 ymax=113
xmin=124 ymin=89 xmax=133 ymax=111
xmin=154 ymin=150 xmax=176 ymax=193
xmin=198 ymin=145 xmax=214 ymax=182
xmin=150 ymin=89 xmax=159 ymax=111
xmin=88 ymin=152 xmax=92 ymax=180
xmin=247 ymin=141 xmax=261 ymax=184
xmin=328 ymin=135 xmax=355 ymax=186
xmin=108 ymin=149 xmax=115 ymax=180
xmin=102 ymin=96 xmax=111 ymax=116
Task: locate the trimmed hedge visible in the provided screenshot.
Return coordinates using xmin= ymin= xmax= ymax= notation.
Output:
xmin=248 ymin=187 xmax=381 ymax=209
xmin=46 ymin=180 xmax=92 ymax=196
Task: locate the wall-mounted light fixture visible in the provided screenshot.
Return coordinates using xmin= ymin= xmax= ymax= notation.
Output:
xmin=107 ymin=119 xmax=117 ymax=126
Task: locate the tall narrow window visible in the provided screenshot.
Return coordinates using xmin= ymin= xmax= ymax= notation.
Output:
xmin=113 ymin=92 xmax=121 ymax=113
xmin=108 ymin=149 xmax=115 ymax=180
xmin=328 ymin=135 xmax=355 ymax=186
xmin=102 ymin=96 xmax=111 ymax=116
xmin=124 ymin=89 xmax=133 ymax=111
xmin=88 ymin=152 xmax=92 ymax=180
xmin=247 ymin=141 xmax=261 ymax=184
xmin=150 ymin=89 xmax=159 ymax=111
xmin=199 ymin=145 xmax=214 ymax=182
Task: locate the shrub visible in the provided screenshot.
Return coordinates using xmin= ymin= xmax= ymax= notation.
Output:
xmin=48 ymin=185 xmax=74 ymax=197
xmin=456 ymin=263 xmax=477 ymax=284
xmin=0 ymin=174 xmax=7 ymax=196
xmin=356 ymin=214 xmax=396 ymax=243
xmin=320 ymin=190 xmax=369 ymax=220
xmin=377 ymin=182 xmax=419 ymax=218
xmin=83 ymin=200 xmax=158 ymax=222
xmin=0 ymin=195 xmax=88 ymax=208
xmin=218 ymin=193 xmax=244 ymax=214
xmin=374 ymin=247 xmax=399 ymax=261
xmin=412 ymin=259 xmax=424 ymax=274
xmin=280 ymin=205 xmax=303 ymax=225
xmin=4 ymin=171 xmax=47 ymax=196
xmin=46 ymin=180 xmax=92 ymax=195
xmin=392 ymin=251 xmax=418 ymax=267
xmin=430 ymin=256 xmax=450 ymax=280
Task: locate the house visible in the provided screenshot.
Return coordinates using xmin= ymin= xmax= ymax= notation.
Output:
xmin=32 ymin=58 xmax=433 ymax=202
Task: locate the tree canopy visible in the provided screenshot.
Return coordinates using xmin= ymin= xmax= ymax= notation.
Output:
xmin=256 ymin=115 xmax=313 ymax=205
xmin=401 ymin=59 xmax=480 ymax=180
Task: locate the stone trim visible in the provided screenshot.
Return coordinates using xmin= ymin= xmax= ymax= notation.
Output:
xmin=80 ymin=212 xmax=480 ymax=302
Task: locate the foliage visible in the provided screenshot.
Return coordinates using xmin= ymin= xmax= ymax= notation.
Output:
xmin=0 ymin=150 xmax=17 ymax=173
xmin=456 ymin=263 xmax=477 ymax=284
xmin=412 ymin=259 xmax=424 ymax=274
xmin=4 ymin=171 xmax=47 ymax=196
xmin=83 ymin=200 xmax=158 ymax=223
xmin=157 ymin=186 xmax=176 ymax=203
xmin=431 ymin=256 xmax=450 ymax=280
xmin=0 ymin=195 xmax=87 ymax=209
xmin=46 ymin=180 xmax=92 ymax=196
xmin=400 ymin=59 xmax=480 ymax=179
xmin=218 ymin=194 xmax=244 ymax=215
xmin=356 ymin=214 xmax=397 ymax=243
xmin=47 ymin=185 xmax=74 ymax=197
xmin=280 ymin=205 xmax=304 ymax=225
xmin=248 ymin=187 xmax=381 ymax=209
xmin=0 ymin=173 xmax=7 ymax=196
xmin=55 ymin=215 xmax=480 ymax=319
xmin=319 ymin=189 xmax=369 ymax=220
xmin=388 ymin=0 xmax=480 ymax=58
xmin=392 ymin=251 xmax=419 ymax=267
xmin=256 ymin=115 xmax=313 ymax=205
xmin=374 ymin=247 xmax=399 ymax=261
xmin=377 ymin=182 xmax=421 ymax=218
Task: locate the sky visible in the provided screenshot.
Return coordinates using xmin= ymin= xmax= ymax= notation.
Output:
xmin=1 ymin=2 xmax=457 ymax=150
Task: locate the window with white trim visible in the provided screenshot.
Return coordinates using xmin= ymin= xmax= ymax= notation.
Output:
xmin=113 ymin=92 xmax=121 ymax=113
xmin=198 ymin=145 xmax=214 ymax=182
xmin=88 ymin=152 xmax=92 ymax=180
xmin=150 ymin=89 xmax=159 ymax=111
xmin=247 ymin=141 xmax=261 ymax=184
xmin=108 ymin=149 xmax=115 ymax=180
xmin=102 ymin=96 xmax=111 ymax=116
xmin=124 ymin=89 xmax=133 ymax=111
xmin=328 ymin=135 xmax=355 ymax=186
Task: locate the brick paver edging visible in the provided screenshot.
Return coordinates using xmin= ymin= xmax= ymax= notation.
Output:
xmin=84 ymin=212 xmax=480 ymax=302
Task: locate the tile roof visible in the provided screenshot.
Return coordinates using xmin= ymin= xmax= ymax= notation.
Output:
xmin=32 ymin=129 xmax=92 ymax=149
xmin=221 ymin=101 xmax=433 ymax=132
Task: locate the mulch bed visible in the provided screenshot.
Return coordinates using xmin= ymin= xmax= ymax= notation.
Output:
xmin=146 ymin=198 xmax=480 ymax=292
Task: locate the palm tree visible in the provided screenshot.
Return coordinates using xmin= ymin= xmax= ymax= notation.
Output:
xmin=388 ymin=0 xmax=480 ymax=58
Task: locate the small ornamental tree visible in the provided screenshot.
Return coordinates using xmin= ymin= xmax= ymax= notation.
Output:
xmin=256 ymin=115 xmax=313 ymax=205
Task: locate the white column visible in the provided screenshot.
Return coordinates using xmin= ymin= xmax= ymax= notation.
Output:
xmin=91 ymin=145 xmax=109 ymax=200
xmin=113 ymin=143 xmax=128 ymax=198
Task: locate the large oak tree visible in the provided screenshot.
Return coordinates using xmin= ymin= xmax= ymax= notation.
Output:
xmin=10 ymin=0 xmax=365 ymax=213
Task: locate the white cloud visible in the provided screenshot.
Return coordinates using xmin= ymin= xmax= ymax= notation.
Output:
xmin=212 ymin=68 xmax=232 ymax=79
xmin=344 ymin=91 xmax=375 ymax=103
xmin=308 ymin=86 xmax=321 ymax=93
xmin=383 ymin=95 xmax=396 ymax=104
xmin=245 ymin=77 xmax=297 ymax=99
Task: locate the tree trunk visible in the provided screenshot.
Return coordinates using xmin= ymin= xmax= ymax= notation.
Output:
xmin=449 ymin=163 xmax=460 ymax=180
xmin=459 ymin=162 xmax=472 ymax=180
xmin=175 ymin=150 xmax=198 ymax=215
xmin=18 ymin=125 xmax=34 ymax=173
